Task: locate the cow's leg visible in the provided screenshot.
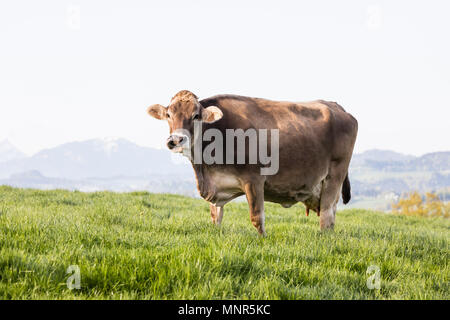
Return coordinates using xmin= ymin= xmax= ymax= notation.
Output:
xmin=320 ymin=201 xmax=337 ymax=230
xmin=210 ymin=203 xmax=224 ymax=225
xmin=243 ymin=181 xmax=266 ymax=236
xmin=319 ymin=161 xmax=347 ymax=230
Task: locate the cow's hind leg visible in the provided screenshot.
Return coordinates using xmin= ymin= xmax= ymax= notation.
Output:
xmin=243 ymin=180 xmax=266 ymax=236
xmin=319 ymin=161 xmax=348 ymax=230
xmin=210 ymin=203 xmax=224 ymax=225
xmin=320 ymin=201 xmax=337 ymax=230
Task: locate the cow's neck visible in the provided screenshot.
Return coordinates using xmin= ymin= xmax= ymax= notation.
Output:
xmin=191 ymin=162 xmax=203 ymax=183
xmin=191 ymin=161 xmax=209 ymax=199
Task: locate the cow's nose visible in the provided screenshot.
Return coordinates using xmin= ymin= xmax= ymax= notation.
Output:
xmin=167 ymin=137 xmax=176 ymax=149
xmin=167 ymin=139 xmax=175 ymax=149
xmin=166 ymin=135 xmax=185 ymax=149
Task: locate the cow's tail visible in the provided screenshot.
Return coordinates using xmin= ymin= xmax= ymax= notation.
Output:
xmin=342 ymin=173 xmax=351 ymax=204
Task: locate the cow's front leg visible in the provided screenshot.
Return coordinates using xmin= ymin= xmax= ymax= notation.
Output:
xmin=243 ymin=181 xmax=266 ymax=236
xmin=210 ymin=203 xmax=224 ymax=225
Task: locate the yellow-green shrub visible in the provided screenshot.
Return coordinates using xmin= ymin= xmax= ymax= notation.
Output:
xmin=392 ymin=191 xmax=450 ymax=218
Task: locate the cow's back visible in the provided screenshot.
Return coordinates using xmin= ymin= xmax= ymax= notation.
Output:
xmin=199 ymin=94 xmax=356 ymax=160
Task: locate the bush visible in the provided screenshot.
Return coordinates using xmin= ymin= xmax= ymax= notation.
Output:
xmin=392 ymin=191 xmax=450 ymax=218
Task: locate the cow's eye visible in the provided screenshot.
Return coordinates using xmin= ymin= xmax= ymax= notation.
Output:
xmin=192 ymin=114 xmax=199 ymax=120
xmin=167 ymin=113 xmax=171 ymax=119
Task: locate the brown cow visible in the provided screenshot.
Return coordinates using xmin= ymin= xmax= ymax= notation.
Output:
xmin=147 ymin=90 xmax=358 ymax=235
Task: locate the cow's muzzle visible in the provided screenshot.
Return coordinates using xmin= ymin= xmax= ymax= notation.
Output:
xmin=166 ymin=134 xmax=187 ymax=151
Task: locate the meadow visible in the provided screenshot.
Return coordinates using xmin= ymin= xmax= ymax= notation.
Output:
xmin=0 ymin=186 xmax=448 ymax=299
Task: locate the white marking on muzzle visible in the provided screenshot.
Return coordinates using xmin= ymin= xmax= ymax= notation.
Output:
xmin=170 ymin=129 xmax=191 ymax=158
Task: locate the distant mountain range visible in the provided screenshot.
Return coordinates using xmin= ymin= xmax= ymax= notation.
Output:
xmin=351 ymin=149 xmax=449 ymax=172
xmin=350 ymin=149 xmax=449 ymax=194
xmin=0 ymin=138 xmax=191 ymax=180
xmin=0 ymin=138 xmax=448 ymax=210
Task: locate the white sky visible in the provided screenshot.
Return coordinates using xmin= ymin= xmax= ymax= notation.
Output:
xmin=0 ymin=0 xmax=449 ymax=156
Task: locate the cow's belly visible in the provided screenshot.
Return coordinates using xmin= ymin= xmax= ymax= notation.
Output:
xmin=207 ymin=171 xmax=244 ymax=206
xmin=264 ymin=182 xmax=321 ymax=208
xmin=202 ymin=163 xmax=327 ymax=210
xmin=263 ymin=169 xmax=326 ymax=211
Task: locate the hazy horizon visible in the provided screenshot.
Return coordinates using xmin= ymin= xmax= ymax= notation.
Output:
xmin=1 ymin=1 xmax=449 ymax=156
xmin=1 ymin=136 xmax=448 ymax=159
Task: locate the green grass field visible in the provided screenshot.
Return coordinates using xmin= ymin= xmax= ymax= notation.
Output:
xmin=0 ymin=186 xmax=448 ymax=299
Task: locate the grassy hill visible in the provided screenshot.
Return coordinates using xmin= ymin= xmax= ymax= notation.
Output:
xmin=0 ymin=186 xmax=448 ymax=299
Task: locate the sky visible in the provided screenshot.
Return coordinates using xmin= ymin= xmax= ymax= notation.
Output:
xmin=0 ymin=0 xmax=449 ymax=156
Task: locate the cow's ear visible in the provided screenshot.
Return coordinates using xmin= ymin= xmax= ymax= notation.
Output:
xmin=147 ymin=104 xmax=167 ymax=120
xmin=202 ymin=106 xmax=223 ymax=123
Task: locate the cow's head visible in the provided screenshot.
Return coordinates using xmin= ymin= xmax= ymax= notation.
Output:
xmin=147 ymin=90 xmax=223 ymax=153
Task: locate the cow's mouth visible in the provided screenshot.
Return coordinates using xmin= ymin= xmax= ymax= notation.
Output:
xmin=169 ymin=146 xmax=184 ymax=153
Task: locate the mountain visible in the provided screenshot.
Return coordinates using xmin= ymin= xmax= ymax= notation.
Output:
xmin=351 ymin=149 xmax=415 ymax=167
xmin=351 ymin=149 xmax=450 ymax=172
xmin=410 ymin=152 xmax=450 ymax=171
xmin=348 ymin=149 xmax=449 ymax=210
xmin=0 ymin=140 xmax=26 ymax=163
xmin=0 ymin=138 xmax=192 ymax=180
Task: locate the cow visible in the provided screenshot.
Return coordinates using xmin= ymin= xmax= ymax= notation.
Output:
xmin=147 ymin=90 xmax=358 ymax=236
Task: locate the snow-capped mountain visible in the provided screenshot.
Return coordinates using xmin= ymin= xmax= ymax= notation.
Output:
xmin=0 ymin=138 xmax=192 ymax=179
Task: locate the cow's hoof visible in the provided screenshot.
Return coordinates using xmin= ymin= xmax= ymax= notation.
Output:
xmin=319 ymin=225 xmax=335 ymax=232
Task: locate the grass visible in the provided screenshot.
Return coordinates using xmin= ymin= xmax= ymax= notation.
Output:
xmin=0 ymin=185 xmax=448 ymax=299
